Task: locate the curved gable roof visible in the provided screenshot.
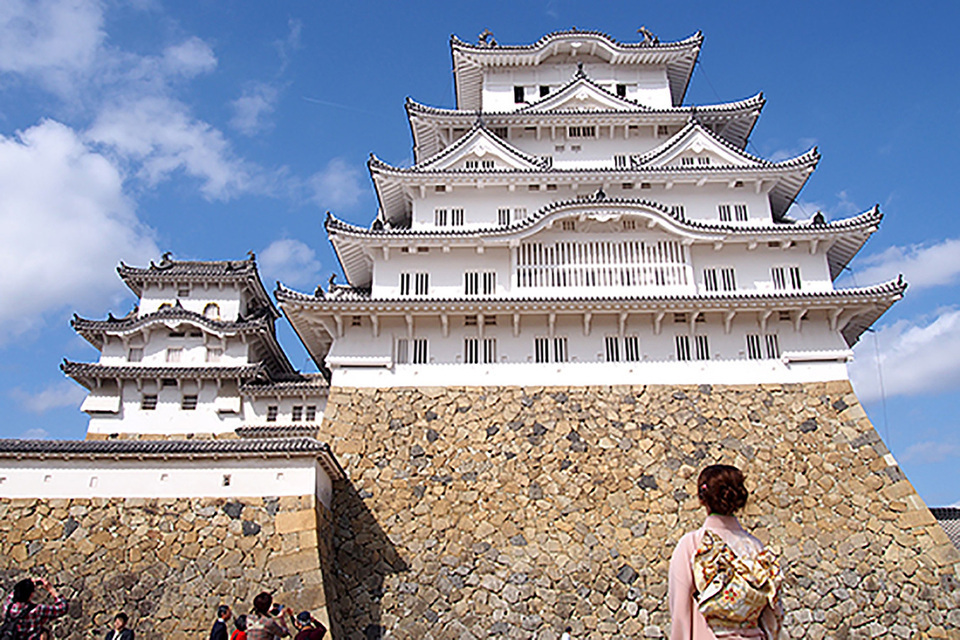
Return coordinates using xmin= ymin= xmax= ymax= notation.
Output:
xmin=518 ymin=74 xmax=649 ymax=113
xmin=406 ymin=124 xmax=549 ymax=172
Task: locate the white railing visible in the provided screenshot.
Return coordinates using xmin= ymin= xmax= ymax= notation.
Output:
xmin=516 ymin=240 xmax=690 ymax=290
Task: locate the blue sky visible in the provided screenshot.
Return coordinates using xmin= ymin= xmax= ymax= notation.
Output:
xmin=1 ymin=1 xmax=958 ymax=506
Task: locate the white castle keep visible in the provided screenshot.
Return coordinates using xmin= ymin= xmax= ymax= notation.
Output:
xmin=277 ymin=29 xmax=902 ymax=390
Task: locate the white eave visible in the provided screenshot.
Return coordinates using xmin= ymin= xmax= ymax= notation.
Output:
xmin=451 ymin=30 xmax=703 ymax=110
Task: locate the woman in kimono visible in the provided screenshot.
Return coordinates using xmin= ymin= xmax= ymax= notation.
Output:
xmin=668 ymin=464 xmax=784 ymax=640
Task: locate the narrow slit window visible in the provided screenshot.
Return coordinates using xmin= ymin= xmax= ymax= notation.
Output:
xmin=482 ymin=271 xmax=496 ymax=295
xmin=451 ymin=208 xmax=464 ymax=226
xmin=616 ymin=84 xmax=627 ymax=98
xmin=695 ymin=335 xmax=710 ymax=361
xmin=624 ymin=336 xmax=641 ymax=362
xmin=481 ymin=160 xmax=494 ymax=170
xmin=305 ymin=405 xmax=317 ymax=421
xmin=675 ymin=335 xmax=691 ymax=361
xmin=464 ymin=337 xmax=479 ymax=364
xmin=292 ymin=405 xmax=303 ymax=422
xmin=396 ymin=338 xmax=409 ymax=364
xmin=765 ymin=334 xmax=781 ymax=359
xmin=514 ymin=86 xmax=525 ymax=103
xmin=614 ymin=155 xmax=628 ymax=168
xmin=498 ymin=208 xmax=511 ymax=225
xmin=181 ymin=394 xmax=198 ymax=410
xmin=534 ymin=337 xmax=550 ymax=363
xmin=483 ymin=338 xmax=497 ymax=364
xmin=266 ymin=405 xmax=278 ymax=422
xmin=464 ymin=272 xmax=479 ymax=296
xmin=734 ymin=204 xmax=748 ymax=221
xmin=434 ymin=208 xmax=448 ymax=226
xmin=605 ymin=336 xmax=620 ymax=362
xmin=400 ymin=272 xmax=411 ymax=295
xmin=412 ymin=338 xmax=428 ymax=364
xmin=746 ymin=334 xmax=763 ymax=360
xmin=681 ymin=157 xmax=696 ymax=166
xmin=415 ymin=273 xmax=429 ymax=295
xmin=553 ymin=337 xmax=568 ymax=363
xmin=718 ymin=204 xmax=732 ymax=222
xmin=141 ymin=394 xmax=158 ymax=410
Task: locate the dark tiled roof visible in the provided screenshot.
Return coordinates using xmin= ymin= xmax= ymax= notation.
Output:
xmin=240 ymin=374 xmax=329 ymax=396
xmin=72 ymin=307 xmax=273 ymax=347
xmin=62 ymin=361 xmax=267 ymax=384
xmin=931 ymin=507 xmax=960 ymax=550
xmin=278 ymin=278 xmax=906 ymax=307
xmin=326 ymin=200 xmax=880 ymax=240
xmin=450 ymin=29 xmax=702 ymax=53
xmin=0 ymin=437 xmax=346 ymax=480
xmin=235 ymin=426 xmax=320 ymax=439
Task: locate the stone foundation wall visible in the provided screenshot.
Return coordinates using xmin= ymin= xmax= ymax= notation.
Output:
xmin=0 ymin=495 xmax=335 ymax=640
xmin=322 ymin=382 xmax=960 ymax=640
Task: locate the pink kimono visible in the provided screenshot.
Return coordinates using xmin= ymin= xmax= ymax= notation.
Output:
xmin=668 ymin=515 xmax=783 ymax=640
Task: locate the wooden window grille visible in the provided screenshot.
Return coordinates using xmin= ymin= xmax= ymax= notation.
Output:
xmin=481 ymin=160 xmax=494 ymax=169
xmin=498 ymin=208 xmax=511 ymax=226
xmin=464 ymin=337 xmax=480 ymax=364
xmin=396 ymin=338 xmax=409 ymax=363
xmin=483 ymin=271 xmax=496 ymax=295
xmin=614 ymin=155 xmax=628 ymax=168
xmin=266 ymin=405 xmax=278 ymax=422
xmin=695 ymin=335 xmax=710 ymax=361
xmin=657 ymin=125 xmax=670 ymax=137
xmin=451 ymin=208 xmax=464 ymax=226
xmin=675 ymin=335 xmax=691 ymax=361
xmin=734 ymin=204 xmax=748 ymax=221
xmin=605 ymin=336 xmax=620 ymax=362
xmin=670 ymin=205 xmax=685 ymax=219
xmin=206 ymin=347 xmax=222 ymax=363
xmin=465 ymin=160 xmax=479 ymax=169
xmin=719 ymin=204 xmax=732 ymax=222
xmin=765 ymin=334 xmax=781 ymax=359
xmin=464 ymin=272 xmax=479 ymax=296
xmin=772 ymin=266 xmax=801 ymax=290
xmin=292 ymin=406 xmax=303 ymax=422
xmin=568 ymin=126 xmax=596 ymax=138
xmin=305 ymin=406 xmax=317 ymax=421
xmin=412 ymin=338 xmax=428 ymax=364
xmin=483 ymin=338 xmax=497 ymax=363
xmin=624 ymin=336 xmax=641 ymax=362
xmin=434 ymin=208 xmax=448 ymax=226
xmin=746 ymin=334 xmax=763 ymax=359
xmin=166 ymin=348 xmax=182 ymax=363
xmin=128 ymin=348 xmax=143 ymax=362
xmin=141 ymin=394 xmax=157 ymax=410
xmin=681 ymin=157 xmax=695 ymax=166
xmin=697 ymin=156 xmax=711 ymax=165
xmin=181 ymin=394 xmax=198 ymax=411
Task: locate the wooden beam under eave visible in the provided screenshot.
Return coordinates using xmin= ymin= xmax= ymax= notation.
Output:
xmin=582 ymin=312 xmax=592 ymax=336
xmin=758 ymin=309 xmax=773 ymax=333
xmin=513 ymin=312 xmax=521 ymax=337
xmin=793 ymin=309 xmax=808 ymax=333
xmin=653 ymin=311 xmax=666 ymax=335
xmin=723 ymin=310 xmax=736 ymax=334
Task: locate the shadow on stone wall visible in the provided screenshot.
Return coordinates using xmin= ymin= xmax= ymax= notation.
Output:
xmin=329 ymin=481 xmax=408 ymax=640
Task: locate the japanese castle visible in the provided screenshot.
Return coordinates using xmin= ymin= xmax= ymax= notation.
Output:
xmin=276 ymin=29 xmax=902 ymax=390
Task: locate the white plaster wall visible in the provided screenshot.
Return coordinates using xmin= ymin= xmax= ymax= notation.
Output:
xmin=139 ymin=282 xmax=246 ymax=319
xmin=482 ymin=63 xmax=671 ymax=112
xmin=100 ymin=334 xmax=248 ymax=367
xmin=409 ymin=180 xmax=776 ymax=230
xmin=326 ymin=312 xmax=849 ymax=370
xmin=0 ymin=458 xmax=333 ymax=507
xmin=689 ymin=243 xmax=834 ymax=293
xmin=245 ymin=395 xmax=327 ymax=425
xmin=86 ymin=380 xmax=244 ymax=435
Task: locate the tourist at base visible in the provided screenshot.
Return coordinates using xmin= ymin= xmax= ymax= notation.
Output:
xmin=1 ymin=577 xmax=68 ymax=640
xmin=246 ymin=593 xmax=292 ymax=639
xmin=209 ymin=604 xmax=232 ymax=640
xmin=231 ymin=614 xmax=248 ymax=640
xmin=105 ymin=612 xmax=134 ymax=640
xmin=293 ymin=611 xmax=326 ymax=640
xmin=668 ymin=464 xmax=784 ymax=640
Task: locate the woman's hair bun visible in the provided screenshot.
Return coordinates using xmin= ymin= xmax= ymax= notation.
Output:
xmin=697 ymin=464 xmax=748 ymax=515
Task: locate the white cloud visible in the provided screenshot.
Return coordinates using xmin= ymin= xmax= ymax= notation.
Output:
xmin=901 ymin=441 xmax=960 ymax=465
xmin=275 ymin=18 xmax=302 ymax=72
xmin=230 ymin=83 xmax=279 ymax=136
xmin=769 ymin=137 xmax=817 ymax=163
xmin=259 ymin=239 xmax=323 ymax=289
xmin=161 ymin=37 xmax=217 ymax=78
xmin=10 ymin=381 xmax=86 ymax=414
xmin=0 ymin=0 xmax=105 ymax=94
xmin=846 ymin=238 xmax=960 ymax=290
xmin=309 ymin=158 xmax=364 ymax=210
xmin=87 ymin=96 xmax=261 ymax=201
xmin=849 ymin=308 xmax=960 ymax=402
xmin=20 ymin=428 xmax=50 ymax=440
xmin=0 ymin=119 xmax=158 ymax=343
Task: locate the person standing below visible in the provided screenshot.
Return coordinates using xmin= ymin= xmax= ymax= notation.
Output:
xmin=1 ymin=577 xmax=68 ymax=640
xmin=105 ymin=612 xmax=134 ymax=640
xmin=210 ymin=605 xmax=232 ymax=640
xmin=668 ymin=464 xmax=784 ymax=640
xmin=560 ymin=627 xmax=572 ymax=640
xmin=231 ymin=614 xmax=248 ymax=640
xmin=246 ymin=593 xmax=292 ymax=640
xmin=293 ymin=611 xmax=326 ymax=640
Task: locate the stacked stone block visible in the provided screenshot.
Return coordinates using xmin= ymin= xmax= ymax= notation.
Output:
xmin=0 ymin=495 xmax=334 ymax=640
xmin=322 ymin=382 xmax=960 ymax=640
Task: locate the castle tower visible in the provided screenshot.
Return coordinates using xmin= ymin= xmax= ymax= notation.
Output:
xmin=66 ymin=253 xmax=327 ymax=438
xmin=279 ymin=29 xmax=959 ymax=639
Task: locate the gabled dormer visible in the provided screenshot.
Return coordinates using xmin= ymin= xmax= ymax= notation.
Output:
xmin=634 ymin=121 xmax=775 ymax=169
xmin=412 ymin=125 xmax=550 ymax=173
xmin=518 ymin=72 xmax=649 ymax=113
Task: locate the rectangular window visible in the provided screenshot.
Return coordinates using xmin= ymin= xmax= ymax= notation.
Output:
xmin=534 ymin=337 xmax=550 ymax=363
xmin=553 ymin=337 xmax=568 ymax=362
xmin=681 ymin=157 xmax=696 ymax=166
xmin=351 ymin=315 xmax=362 ymax=326
xmin=181 ymin=394 xmax=198 ymax=411
xmin=568 ymin=126 xmax=596 ymax=138
xmin=305 ymin=405 xmax=317 ymax=421
xmin=772 ymin=266 xmax=801 ymax=290
xmin=703 ymin=268 xmax=718 ymax=293
xmin=695 ymin=335 xmax=710 ymax=361
xmin=434 ymin=208 xmax=447 ymax=226
xmin=412 ymin=338 xmax=428 ymax=364
xmin=484 ymin=315 xmax=497 ymax=326
xmin=128 ymin=347 xmax=143 ymax=362
xmin=657 ymin=125 xmax=670 ymax=137
xmin=614 ymin=155 xmax=628 ymax=168
xmin=451 ymin=208 xmax=464 ymax=226
xmin=675 ymin=335 xmax=691 ymax=361
xmin=624 ymin=336 xmax=641 ymax=362
xmin=514 ymin=207 xmax=527 ymax=221
xmin=697 ymin=156 xmax=711 ymax=165
xmin=704 ymin=268 xmax=736 ymax=292
xmin=481 ymin=160 xmax=494 ymax=170
xmin=674 ymin=313 xmax=687 ymax=323
xmin=734 ymin=204 xmax=748 ymax=221
xmin=746 ymin=334 xmax=763 ymax=360
xmin=540 ymin=85 xmax=550 ymax=97
xmin=721 ymin=268 xmax=736 ymax=291
xmin=623 ymin=219 xmax=636 ymax=230
xmin=670 ymin=204 xmax=686 ymax=219
xmin=498 ymin=208 xmax=511 ymax=226
xmin=483 ymin=271 xmax=496 ymax=295
xmin=464 ymin=272 xmax=479 ymax=296
xmin=561 ymin=220 xmax=576 ymax=231
xmin=491 ymin=126 xmax=508 ymax=139
xmin=177 ymin=285 xmax=190 ymax=297
xmin=166 ymin=347 xmax=182 ymax=363
xmin=141 ymin=394 xmax=158 ymax=410
xmin=616 ymin=84 xmax=627 ymax=98
xmin=514 ymin=86 xmax=525 ymax=103
xmin=292 ymin=405 xmax=303 ymax=422
xmin=605 ymin=336 xmax=620 ymax=362
xmin=778 ymin=311 xmax=791 ymax=322
xmin=718 ymin=204 xmax=732 ymax=222
xmin=765 ymin=334 xmax=781 ymax=359
xmin=465 ymin=159 xmax=478 ymax=169
xmin=464 ymin=315 xmax=478 ymax=326
xmin=483 ymin=338 xmax=497 ymax=364
xmin=206 ymin=347 xmax=222 ymax=363
xmin=401 ymin=273 xmax=429 ymax=296
xmin=266 ymin=405 xmax=278 ymax=422
xmin=464 ymin=337 xmax=479 ymax=364
xmin=396 ymin=338 xmax=409 ymax=364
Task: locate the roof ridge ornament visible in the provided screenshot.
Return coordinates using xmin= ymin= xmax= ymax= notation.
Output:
xmin=574 ymin=62 xmax=587 ymax=79
xmin=478 ymin=29 xmax=497 ymax=47
xmin=637 ymin=26 xmax=659 ymax=45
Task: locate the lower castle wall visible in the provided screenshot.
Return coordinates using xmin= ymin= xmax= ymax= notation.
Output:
xmin=0 ymin=495 xmax=336 ymax=640
xmin=322 ymin=382 xmax=960 ymax=640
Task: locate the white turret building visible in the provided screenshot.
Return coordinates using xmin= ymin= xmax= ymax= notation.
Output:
xmin=66 ymin=254 xmax=328 ymax=437
xmin=278 ymin=29 xmax=903 ymax=388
